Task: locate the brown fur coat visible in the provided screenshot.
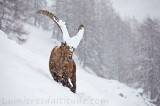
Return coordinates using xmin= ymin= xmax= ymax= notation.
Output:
xmin=49 ymin=42 xmax=76 ymax=93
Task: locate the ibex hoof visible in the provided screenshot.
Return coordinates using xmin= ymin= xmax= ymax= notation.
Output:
xmin=70 ymin=87 xmax=76 ymax=93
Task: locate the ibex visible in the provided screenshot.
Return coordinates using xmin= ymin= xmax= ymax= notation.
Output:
xmin=37 ymin=10 xmax=84 ymax=93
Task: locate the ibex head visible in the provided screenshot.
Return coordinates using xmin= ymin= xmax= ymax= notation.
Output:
xmin=37 ymin=10 xmax=84 ymax=49
xmin=60 ymin=42 xmax=74 ymax=59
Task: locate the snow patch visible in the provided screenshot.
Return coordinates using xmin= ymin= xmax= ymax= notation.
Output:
xmin=0 ymin=26 xmax=154 ymax=106
xmin=56 ymin=18 xmax=84 ymax=49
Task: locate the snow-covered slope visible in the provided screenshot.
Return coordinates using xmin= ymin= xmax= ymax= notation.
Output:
xmin=0 ymin=25 xmax=154 ymax=106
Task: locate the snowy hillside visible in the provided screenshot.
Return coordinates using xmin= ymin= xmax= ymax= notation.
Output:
xmin=0 ymin=25 xmax=154 ymax=106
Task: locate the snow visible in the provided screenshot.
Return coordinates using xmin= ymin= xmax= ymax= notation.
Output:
xmin=67 ymin=27 xmax=84 ymax=49
xmin=0 ymin=25 xmax=154 ymax=106
xmin=58 ymin=20 xmax=70 ymax=39
xmin=56 ymin=18 xmax=84 ymax=49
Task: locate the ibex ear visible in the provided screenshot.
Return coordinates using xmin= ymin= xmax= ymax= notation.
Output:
xmin=64 ymin=41 xmax=67 ymax=46
xmin=61 ymin=42 xmax=64 ymax=46
xmin=69 ymin=47 xmax=75 ymax=53
xmin=72 ymin=47 xmax=75 ymax=52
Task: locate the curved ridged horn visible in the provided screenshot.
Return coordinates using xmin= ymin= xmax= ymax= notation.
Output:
xmin=36 ymin=10 xmax=84 ymax=49
xmin=36 ymin=10 xmax=62 ymax=33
